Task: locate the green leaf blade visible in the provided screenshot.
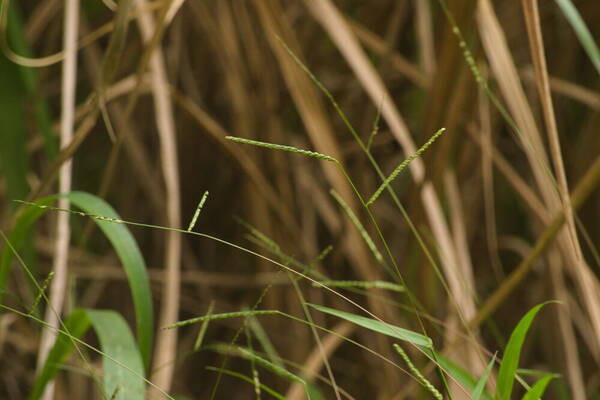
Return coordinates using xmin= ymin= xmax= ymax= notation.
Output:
xmin=86 ymin=310 xmax=146 ymax=400
xmin=308 ymin=303 xmax=432 ymax=348
xmin=64 ymin=191 xmax=153 ymax=369
xmin=521 ymin=374 xmax=558 ymax=400
xmin=471 ymin=354 xmax=496 ymax=400
xmin=497 ymin=302 xmax=551 ymax=400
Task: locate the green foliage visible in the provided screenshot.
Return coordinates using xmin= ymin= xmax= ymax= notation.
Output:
xmin=226 ymin=136 xmax=337 ymax=162
xmin=30 ymin=309 xmax=146 ymax=400
xmin=308 ymin=303 xmax=433 ymax=348
xmin=86 ymin=310 xmax=146 ymax=400
xmin=471 ymin=354 xmax=496 ymax=400
xmin=497 ymin=302 xmax=552 ymax=400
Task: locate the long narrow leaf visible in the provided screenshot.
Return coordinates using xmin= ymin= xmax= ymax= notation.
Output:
xmin=423 ymin=349 xmax=492 ymax=400
xmin=497 ymin=303 xmax=551 ymax=400
xmin=308 ymin=304 xmax=432 ymax=348
xmin=65 ymin=191 xmax=153 ymax=368
xmin=2 ymin=193 xmax=153 ymax=368
xmin=87 ymin=310 xmax=146 ymax=400
xmin=521 ymin=374 xmax=558 ymax=400
xmin=472 ymin=354 xmax=496 ymax=400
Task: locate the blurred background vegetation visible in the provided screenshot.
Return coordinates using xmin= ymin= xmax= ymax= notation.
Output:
xmin=0 ymin=0 xmax=599 ymax=399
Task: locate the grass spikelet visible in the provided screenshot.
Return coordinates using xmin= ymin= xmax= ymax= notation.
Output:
xmin=193 ymin=301 xmax=215 ymax=351
xmin=311 ymin=280 xmax=405 ymax=293
xmin=28 ymin=271 xmax=54 ymax=315
xmin=225 ymin=136 xmax=337 ymax=162
xmin=165 ymin=310 xmax=280 ymax=329
xmin=330 ymin=189 xmax=385 ymax=265
xmin=393 ymin=344 xmax=443 ymax=400
xmin=367 ymin=128 xmax=446 ymax=206
xmin=187 ymin=191 xmax=209 ymax=232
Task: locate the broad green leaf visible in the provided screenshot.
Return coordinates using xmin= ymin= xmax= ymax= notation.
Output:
xmin=555 ymin=0 xmax=600 ymax=76
xmin=497 ymin=303 xmax=551 ymax=400
xmin=29 ymin=309 xmax=91 ymax=400
xmin=1 ymin=192 xmax=153 ymax=368
xmin=521 ymin=374 xmax=558 ymax=400
xmin=472 ymin=354 xmax=496 ymax=400
xmin=87 ymin=310 xmax=146 ymax=400
xmin=65 ymin=191 xmax=153 ymax=368
xmin=308 ymin=304 xmax=432 ymax=348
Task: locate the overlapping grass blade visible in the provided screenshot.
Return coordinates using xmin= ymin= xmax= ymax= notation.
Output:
xmin=65 ymin=191 xmax=153 ymax=368
xmin=497 ymin=302 xmax=552 ymax=400
xmin=308 ymin=304 xmax=432 ymax=348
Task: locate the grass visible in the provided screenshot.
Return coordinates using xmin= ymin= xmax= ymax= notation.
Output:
xmin=0 ymin=1 xmax=599 ymax=399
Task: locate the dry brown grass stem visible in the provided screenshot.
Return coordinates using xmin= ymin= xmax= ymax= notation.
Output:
xmin=466 ymin=123 xmax=547 ymax=222
xmin=548 ymin=250 xmax=586 ymax=400
xmin=520 ymin=67 xmax=600 ymax=111
xmin=304 ymin=0 xmax=479 ymax=370
xmin=36 ymin=2 xmax=79 ymax=400
xmin=478 ymin=0 xmax=600 ymax=357
xmin=171 ymin=89 xmax=299 ymax=235
xmin=286 ymin=321 xmax=354 ymax=400
xmin=134 ymin=0 xmax=182 ymax=393
xmin=469 ymin=153 xmax=600 ymax=329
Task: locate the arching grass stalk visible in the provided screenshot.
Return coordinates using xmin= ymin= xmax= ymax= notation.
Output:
xmin=223 ymin=137 xmax=468 ymax=397
xmin=15 ymin=200 xmax=468 ymax=395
